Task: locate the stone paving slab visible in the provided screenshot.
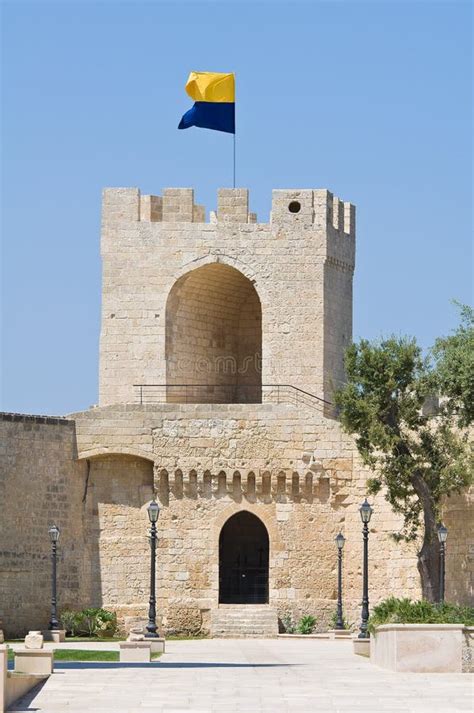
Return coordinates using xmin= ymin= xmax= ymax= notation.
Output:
xmin=8 ymin=638 xmax=473 ymax=713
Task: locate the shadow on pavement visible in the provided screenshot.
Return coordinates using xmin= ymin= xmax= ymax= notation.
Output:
xmin=54 ymin=661 xmax=294 ymax=670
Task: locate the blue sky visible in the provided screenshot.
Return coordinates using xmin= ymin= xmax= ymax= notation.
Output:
xmin=1 ymin=0 xmax=472 ymax=415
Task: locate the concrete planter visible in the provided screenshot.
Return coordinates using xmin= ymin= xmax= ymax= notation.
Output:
xmin=370 ymin=624 xmax=464 ymax=673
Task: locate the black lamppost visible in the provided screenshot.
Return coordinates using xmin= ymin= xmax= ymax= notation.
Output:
xmin=335 ymin=532 xmax=345 ymax=630
xmin=437 ymin=524 xmax=448 ymax=603
xmin=358 ymin=499 xmax=373 ymax=639
xmin=48 ymin=525 xmax=60 ymax=631
xmin=145 ymin=497 xmax=160 ymax=638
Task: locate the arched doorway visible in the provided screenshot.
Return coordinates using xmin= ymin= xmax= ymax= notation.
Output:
xmin=219 ymin=511 xmax=269 ymax=604
xmin=165 ymin=263 xmax=262 ymax=403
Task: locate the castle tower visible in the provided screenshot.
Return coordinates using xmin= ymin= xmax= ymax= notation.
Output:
xmin=99 ymin=187 xmax=355 ymax=408
xmin=3 ymin=184 xmax=440 ymax=639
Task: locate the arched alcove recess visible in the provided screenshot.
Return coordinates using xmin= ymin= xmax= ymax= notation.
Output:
xmin=165 ymin=263 xmax=262 ymax=403
xmin=219 ymin=511 xmax=269 ymax=604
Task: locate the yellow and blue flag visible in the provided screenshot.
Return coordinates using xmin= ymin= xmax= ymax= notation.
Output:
xmin=178 ymin=71 xmax=235 ymax=134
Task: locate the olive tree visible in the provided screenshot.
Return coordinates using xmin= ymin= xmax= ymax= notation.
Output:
xmin=335 ymin=311 xmax=473 ymax=601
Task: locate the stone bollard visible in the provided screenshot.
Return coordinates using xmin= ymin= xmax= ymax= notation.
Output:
xmin=126 ymin=625 xmax=165 ymax=654
xmin=24 ymin=632 xmax=44 ymax=650
xmin=127 ymin=626 xmax=145 ymax=642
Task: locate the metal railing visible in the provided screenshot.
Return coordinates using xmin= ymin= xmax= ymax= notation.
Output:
xmin=133 ymin=383 xmax=336 ymax=414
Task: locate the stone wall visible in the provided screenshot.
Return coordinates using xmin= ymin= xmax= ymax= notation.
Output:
xmin=2 ymin=403 xmax=471 ymax=638
xmin=443 ymin=490 xmax=474 ymax=606
xmin=83 ymin=454 xmax=154 ymax=617
xmin=0 ymin=415 xmax=87 ymax=638
xmin=70 ymin=402 xmax=423 ymax=634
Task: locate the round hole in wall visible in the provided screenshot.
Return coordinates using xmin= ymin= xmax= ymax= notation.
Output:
xmin=288 ymin=201 xmax=301 ymax=213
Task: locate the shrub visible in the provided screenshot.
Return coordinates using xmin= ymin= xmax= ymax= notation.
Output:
xmin=61 ymin=608 xmax=117 ymax=637
xmin=281 ymin=615 xmax=296 ymax=634
xmin=78 ymin=608 xmax=100 ymax=636
xmin=95 ymin=609 xmax=117 ymax=637
xmin=60 ymin=610 xmax=82 ymax=637
xmin=330 ymin=610 xmax=350 ymax=631
xmin=296 ymin=615 xmax=316 ymax=635
xmin=367 ymin=597 xmax=474 ymax=635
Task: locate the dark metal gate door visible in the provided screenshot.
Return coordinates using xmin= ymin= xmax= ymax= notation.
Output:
xmin=219 ymin=512 xmax=269 ymax=604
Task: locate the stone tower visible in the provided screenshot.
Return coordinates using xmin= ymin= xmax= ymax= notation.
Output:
xmin=99 ymin=187 xmax=355 ymax=407
xmin=3 ymin=184 xmax=470 ymax=640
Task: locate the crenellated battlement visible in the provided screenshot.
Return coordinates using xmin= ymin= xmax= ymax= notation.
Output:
xmin=270 ymin=189 xmax=355 ymax=237
xmin=102 ymin=186 xmax=355 ymax=236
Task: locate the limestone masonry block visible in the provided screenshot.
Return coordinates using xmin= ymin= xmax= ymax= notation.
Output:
xmin=217 ymin=188 xmax=249 ymax=223
xmin=14 ymin=651 xmax=54 ymax=675
xmin=24 ymin=632 xmax=43 ymax=649
xmin=344 ymin=202 xmax=356 ymax=237
xmin=119 ymin=642 xmax=152 ymax=663
xmin=140 ymin=194 xmax=162 ymax=222
xmin=102 ymin=187 xmax=140 ymax=223
xmin=193 ymin=204 xmax=206 ymax=222
xmin=162 ymin=188 xmax=194 ymax=222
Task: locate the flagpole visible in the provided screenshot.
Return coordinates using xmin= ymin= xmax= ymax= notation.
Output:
xmin=233 ymin=133 xmax=236 ymax=188
xmin=233 ymin=73 xmax=236 ymax=188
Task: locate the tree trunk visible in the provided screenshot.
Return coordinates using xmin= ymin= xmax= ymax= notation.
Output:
xmin=410 ymin=471 xmax=440 ymax=602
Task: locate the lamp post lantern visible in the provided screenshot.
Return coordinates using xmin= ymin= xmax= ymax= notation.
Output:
xmin=358 ymin=499 xmax=373 ymax=639
xmin=48 ymin=525 xmax=60 ymax=631
xmin=335 ymin=532 xmax=345 ymax=630
xmin=145 ymin=497 xmax=160 ymax=638
xmin=437 ymin=524 xmax=448 ymax=603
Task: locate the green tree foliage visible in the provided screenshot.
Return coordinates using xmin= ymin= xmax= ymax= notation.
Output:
xmin=431 ymin=303 xmax=474 ymax=427
xmin=335 ymin=319 xmax=473 ymax=602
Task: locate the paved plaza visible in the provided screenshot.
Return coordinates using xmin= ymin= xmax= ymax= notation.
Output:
xmin=9 ymin=638 xmax=473 ymax=713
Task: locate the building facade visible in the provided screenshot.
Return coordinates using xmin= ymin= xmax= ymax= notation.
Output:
xmin=1 ymin=186 xmax=472 ymax=637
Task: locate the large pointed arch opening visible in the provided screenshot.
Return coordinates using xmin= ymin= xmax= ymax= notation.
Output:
xmin=165 ymin=263 xmax=262 ymax=403
xmin=219 ymin=511 xmax=269 ymax=604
